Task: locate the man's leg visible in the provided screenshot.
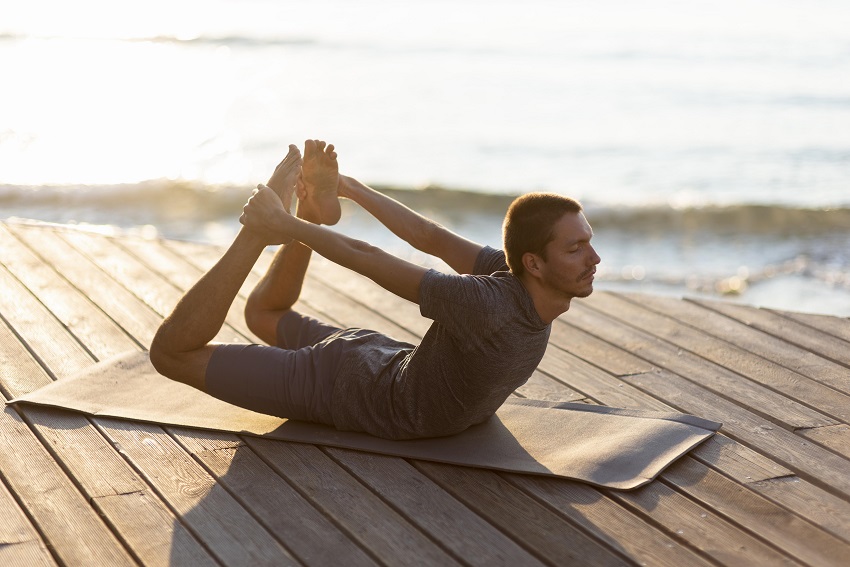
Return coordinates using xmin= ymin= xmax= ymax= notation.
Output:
xmin=150 ymin=145 xmax=302 ymax=391
xmin=149 ymin=228 xmax=270 ymax=391
xmin=301 ymin=139 xmax=342 ymax=226
xmin=244 ymin=140 xmax=341 ymax=344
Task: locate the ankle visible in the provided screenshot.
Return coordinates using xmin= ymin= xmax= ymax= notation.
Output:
xmin=295 ymin=199 xmax=323 ymax=225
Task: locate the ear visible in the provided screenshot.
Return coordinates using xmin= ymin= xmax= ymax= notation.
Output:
xmin=522 ymin=252 xmax=543 ymax=278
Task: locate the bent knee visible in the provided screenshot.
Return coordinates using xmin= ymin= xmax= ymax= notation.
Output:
xmin=149 ymin=338 xmax=211 ymax=392
xmin=149 ymin=335 xmax=180 ymax=380
xmin=244 ymin=301 xmax=285 ymax=346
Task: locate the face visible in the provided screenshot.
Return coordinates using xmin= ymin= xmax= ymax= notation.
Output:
xmin=536 ymin=212 xmax=601 ymax=300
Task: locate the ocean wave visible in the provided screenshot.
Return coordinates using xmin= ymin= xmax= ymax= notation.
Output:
xmin=3 ymin=181 xmax=850 ymax=236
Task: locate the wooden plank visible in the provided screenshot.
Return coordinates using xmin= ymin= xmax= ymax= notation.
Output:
xmin=98 ymin=418 xmax=299 ymax=566
xmin=549 ymin=316 xmax=657 ymax=378
xmin=692 ymin=434 xmax=792 ymax=483
xmin=1 ymin=227 xmax=301 ymax=564
xmin=691 ymin=297 xmax=850 ymax=379
xmin=143 ymin=238 xmax=620 ymax=563
xmin=617 ymin=292 xmax=850 ymax=396
xmin=411 ymin=462 xmax=632 ymax=567
xmin=59 ymin=229 xmax=245 ymax=345
xmin=172 ymin=429 xmax=377 ymax=567
xmin=583 ymin=292 xmax=850 ymax=424
xmin=0 ymin=224 xmax=138 ymax=364
xmin=43 ymin=232 xmax=380 ymax=563
xmin=748 ymin=475 xmax=850 ymax=544
xmin=606 ymin=472 xmax=802 ymax=567
xmin=0 ymin=262 xmax=96 ymax=381
xmin=545 ymin=319 xmax=850 ymax=543
xmin=61 ymin=229 xmax=181 ymax=322
xmin=0 ymin=265 xmax=222 ymax=565
xmin=26 ymin=407 xmax=219 ymax=567
xmin=0 ymin=309 xmax=54 ymax=400
xmin=774 ymin=309 xmax=850 ymax=343
xmin=563 ymin=300 xmax=837 ymax=431
xmin=797 ymin=424 xmax=850 ymax=458
xmin=662 ymin=457 xmax=850 ymax=566
xmin=115 ymin=237 xmax=476 ymax=563
xmin=325 ymin=448 xmax=548 ymax=567
xmin=244 ymin=437 xmax=460 ymax=567
xmin=306 ymin=253 xmax=846 ymax=556
xmin=163 ymin=239 xmax=273 ymax=315
xmin=621 ymin=369 xmax=850 ymax=497
xmin=0 ymin=398 xmax=135 ymax=566
xmin=7 ymin=224 xmax=160 ymax=348
xmin=10 ymin=224 xmax=849 ymax=564
xmin=506 ymin=474 xmax=716 ymax=567
xmin=145 ymin=237 xmax=353 ymax=345
xmin=55 ymin=232 xmax=474 ymax=567
xmin=536 ymin=344 xmax=672 ymax=411
xmin=0 ymin=475 xmax=56 ymax=567
xmin=164 ymin=235 xmax=848 ymax=564
xmin=118 ymin=235 xmax=286 ymax=343
xmin=235 ymin=240 xmax=844 ymax=560
xmin=303 ymin=255 xmax=429 ymax=335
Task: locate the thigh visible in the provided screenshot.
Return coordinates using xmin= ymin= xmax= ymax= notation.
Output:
xmin=204 ymin=343 xmax=337 ymax=425
xmin=276 ymin=310 xmax=343 ymax=349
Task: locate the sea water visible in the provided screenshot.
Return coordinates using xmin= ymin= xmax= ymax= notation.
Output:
xmin=2 ymin=0 xmax=849 ymax=315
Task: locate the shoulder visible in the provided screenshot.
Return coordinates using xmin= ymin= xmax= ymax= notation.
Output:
xmin=419 ymin=267 xmax=518 ymax=315
xmin=472 ymin=245 xmax=509 ymax=276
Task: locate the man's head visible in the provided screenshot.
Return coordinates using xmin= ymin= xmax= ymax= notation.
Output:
xmin=503 ymin=193 xmax=601 ymax=317
xmin=503 ymin=192 xmax=584 ymax=277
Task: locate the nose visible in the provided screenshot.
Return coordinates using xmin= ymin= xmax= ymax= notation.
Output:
xmin=589 ymin=244 xmax=601 ymax=266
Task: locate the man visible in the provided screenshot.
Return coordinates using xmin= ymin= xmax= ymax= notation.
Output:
xmin=150 ymin=140 xmax=601 ymax=439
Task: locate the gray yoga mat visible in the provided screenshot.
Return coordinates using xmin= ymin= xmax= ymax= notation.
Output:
xmin=9 ymin=351 xmax=721 ymax=490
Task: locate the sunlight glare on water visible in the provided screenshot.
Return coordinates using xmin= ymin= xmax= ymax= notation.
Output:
xmin=1 ymin=36 xmax=241 ymax=184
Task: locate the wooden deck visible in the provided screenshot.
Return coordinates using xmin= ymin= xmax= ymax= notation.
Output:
xmin=1 ymin=219 xmax=849 ymax=567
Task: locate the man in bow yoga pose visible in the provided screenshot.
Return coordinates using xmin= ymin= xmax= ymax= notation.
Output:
xmin=150 ymin=140 xmax=601 ymax=439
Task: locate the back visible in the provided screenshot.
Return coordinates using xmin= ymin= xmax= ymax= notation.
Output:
xmin=341 ymin=247 xmax=551 ymax=439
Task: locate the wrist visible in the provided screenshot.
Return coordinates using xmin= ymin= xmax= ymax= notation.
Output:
xmin=337 ymin=175 xmax=365 ymax=201
xmin=236 ymin=226 xmax=274 ymax=249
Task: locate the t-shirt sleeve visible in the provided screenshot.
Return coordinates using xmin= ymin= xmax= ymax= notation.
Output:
xmin=472 ymin=245 xmax=509 ymax=276
xmin=418 ymin=268 xmax=507 ymax=347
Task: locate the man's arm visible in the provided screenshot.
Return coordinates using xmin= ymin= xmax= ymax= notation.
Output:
xmin=242 ymin=185 xmax=428 ymax=304
xmin=339 ymin=176 xmax=485 ymax=275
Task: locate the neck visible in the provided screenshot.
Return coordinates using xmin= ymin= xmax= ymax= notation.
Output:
xmin=518 ymin=273 xmax=572 ymax=325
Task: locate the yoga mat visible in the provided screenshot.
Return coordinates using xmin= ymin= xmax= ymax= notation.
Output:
xmin=9 ymin=351 xmax=721 ymax=490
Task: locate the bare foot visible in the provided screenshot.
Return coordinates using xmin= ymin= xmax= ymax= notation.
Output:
xmin=300 ymin=139 xmax=342 ymax=225
xmin=266 ymin=144 xmax=302 ymax=213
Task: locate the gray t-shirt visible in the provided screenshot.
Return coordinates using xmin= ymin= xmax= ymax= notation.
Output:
xmin=330 ymin=246 xmax=551 ymax=440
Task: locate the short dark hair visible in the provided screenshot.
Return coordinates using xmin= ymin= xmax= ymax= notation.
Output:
xmin=503 ymin=192 xmax=583 ymax=276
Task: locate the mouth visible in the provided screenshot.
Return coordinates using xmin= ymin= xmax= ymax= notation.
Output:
xmin=578 ymin=268 xmax=596 ymax=282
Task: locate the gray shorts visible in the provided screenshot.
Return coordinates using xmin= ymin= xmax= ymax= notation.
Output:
xmin=204 ymin=311 xmax=348 ymax=426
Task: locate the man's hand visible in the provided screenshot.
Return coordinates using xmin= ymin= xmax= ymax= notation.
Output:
xmin=240 ymin=184 xmax=293 ymax=245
